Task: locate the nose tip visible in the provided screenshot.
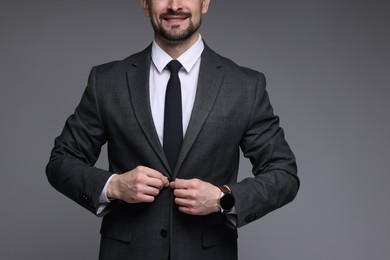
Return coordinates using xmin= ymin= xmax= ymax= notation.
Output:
xmin=168 ymin=0 xmax=182 ymax=11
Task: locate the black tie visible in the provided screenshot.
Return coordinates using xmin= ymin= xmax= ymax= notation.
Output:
xmin=163 ymin=60 xmax=183 ymax=172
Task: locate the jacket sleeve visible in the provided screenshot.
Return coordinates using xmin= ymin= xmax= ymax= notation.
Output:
xmin=46 ymin=67 xmax=113 ymax=215
xmin=230 ymin=72 xmax=299 ymax=228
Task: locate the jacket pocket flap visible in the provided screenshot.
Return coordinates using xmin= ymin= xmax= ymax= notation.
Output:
xmin=202 ymin=223 xmax=238 ymax=248
xmin=100 ymin=219 xmax=133 ymax=243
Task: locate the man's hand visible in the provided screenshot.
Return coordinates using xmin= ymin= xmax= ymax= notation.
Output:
xmin=170 ymin=178 xmax=221 ymax=215
xmin=107 ymin=166 xmax=169 ymax=203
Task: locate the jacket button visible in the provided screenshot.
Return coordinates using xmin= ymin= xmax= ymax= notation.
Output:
xmin=245 ymin=215 xmax=253 ymax=223
xmin=79 ymin=193 xmax=91 ymax=202
xmin=245 ymin=213 xmax=259 ymax=223
xmin=160 ymin=229 xmax=168 ymax=238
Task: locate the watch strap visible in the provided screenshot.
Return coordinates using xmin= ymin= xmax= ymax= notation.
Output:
xmin=218 ymin=185 xmax=231 ymax=194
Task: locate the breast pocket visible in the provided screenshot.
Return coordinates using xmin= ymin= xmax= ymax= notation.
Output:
xmin=202 ymin=114 xmax=241 ymax=143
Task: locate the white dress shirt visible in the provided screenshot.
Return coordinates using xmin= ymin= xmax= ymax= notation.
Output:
xmin=150 ymin=35 xmax=203 ymax=145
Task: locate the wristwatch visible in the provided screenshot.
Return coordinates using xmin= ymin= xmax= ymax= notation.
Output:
xmin=218 ymin=185 xmax=235 ymax=213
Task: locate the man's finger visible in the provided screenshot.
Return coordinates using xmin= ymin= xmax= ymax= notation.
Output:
xmin=136 ymin=166 xmax=165 ymax=179
xmin=143 ymin=177 xmax=165 ymax=189
xmin=174 ymin=197 xmax=192 ymax=207
xmin=161 ymin=176 xmax=170 ymax=187
xmin=170 ymin=178 xmax=196 ymax=189
xmin=173 ymin=188 xmax=194 ymax=199
xmin=134 ymin=194 xmax=156 ymax=203
xmin=141 ymin=186 xmax=161 ymax=196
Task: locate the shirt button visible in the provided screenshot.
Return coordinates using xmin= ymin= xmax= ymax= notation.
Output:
xmin=160 ymin=229 xmax=168 ymax=238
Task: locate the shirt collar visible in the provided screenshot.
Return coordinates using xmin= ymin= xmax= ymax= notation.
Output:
xmin=151 ymin=34 xmax=204 ymax=73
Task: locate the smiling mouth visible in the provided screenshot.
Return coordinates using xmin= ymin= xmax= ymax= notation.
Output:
xmin=160 ymin=12 xmax=191 ymax=22
xmin=164 ymin=16 xmax=187 ymax=22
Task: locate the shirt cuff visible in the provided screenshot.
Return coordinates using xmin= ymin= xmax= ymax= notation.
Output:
xmin=96 ymin=174 xmax=117 ymax=214
xmin=99 ymin=174 xmax=117 ymax=203
xmin=225 ymin=206 xmax=237 ymax=227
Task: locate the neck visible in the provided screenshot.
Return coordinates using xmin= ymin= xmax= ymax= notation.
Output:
xmin=154 ymin=33 xmax=200 ymax=59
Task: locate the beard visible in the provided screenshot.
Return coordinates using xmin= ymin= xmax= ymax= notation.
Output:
xmin=151 ymin=11 xmax=202 ymax=42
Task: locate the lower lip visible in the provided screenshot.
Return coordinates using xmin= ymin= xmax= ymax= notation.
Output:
xmin=164 ymin=17 xmax=188 ymax=24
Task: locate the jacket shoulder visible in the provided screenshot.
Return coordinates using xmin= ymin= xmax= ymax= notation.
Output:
xmin=204 ymin=45 xmax=265 ymax=81
xmin=92 ymin=44 xmax=152 ymax=75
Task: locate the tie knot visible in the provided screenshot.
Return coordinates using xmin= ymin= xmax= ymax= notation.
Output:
xmin=167 ymin=60 xmax=182 ymax=74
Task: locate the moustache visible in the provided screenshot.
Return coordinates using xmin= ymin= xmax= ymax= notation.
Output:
xmin=160 ymin=11 xmax=192 ymax=19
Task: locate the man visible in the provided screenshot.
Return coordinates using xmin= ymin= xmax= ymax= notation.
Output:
xmin=46 ymin=0 xmax=299 ymax=259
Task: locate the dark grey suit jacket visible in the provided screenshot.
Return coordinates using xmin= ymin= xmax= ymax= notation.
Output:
xmin=46 ymin=43 xmax=299 ymax=260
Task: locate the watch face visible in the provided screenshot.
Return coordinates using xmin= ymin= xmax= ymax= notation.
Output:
xmin=220 ymin=193 xmax=235 ymax=210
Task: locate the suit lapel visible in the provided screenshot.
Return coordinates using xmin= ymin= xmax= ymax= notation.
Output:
xmin=125 ymin=44 xmax=225 ymax=177
xmin=174 ymin=46 xmax=225 ymax=177
xmin=126 ymin=46 xmax=171 ymax=175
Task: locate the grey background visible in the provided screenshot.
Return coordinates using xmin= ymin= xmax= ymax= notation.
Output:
xmin=1 ymin=0 xmax=389 ymax=259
